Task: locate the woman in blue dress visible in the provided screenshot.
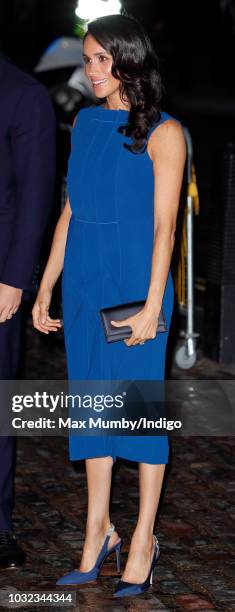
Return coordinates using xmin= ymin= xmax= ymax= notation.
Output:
xmin=32 ymin=14 xmax=186 ymax=597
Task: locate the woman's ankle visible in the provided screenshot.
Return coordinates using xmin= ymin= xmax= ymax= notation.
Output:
xmin=130 ymin=525 xmax=154 ymax=549
xmin=85 ymin=519 xmax=112 ymax=536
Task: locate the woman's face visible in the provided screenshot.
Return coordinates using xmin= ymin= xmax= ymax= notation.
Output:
xmin=83 ymin=34 xmax=121 ymax=99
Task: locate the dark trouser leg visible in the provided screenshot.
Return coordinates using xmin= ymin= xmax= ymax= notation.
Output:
xmin=0 ymin=309 xmax=22 ymax=531
xmin=0 ymin=437 xmax=16 ymax=530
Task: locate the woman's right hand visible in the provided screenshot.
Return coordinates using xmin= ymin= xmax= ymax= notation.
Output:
xmin=32 ymin=286 xmax=62 ymax=335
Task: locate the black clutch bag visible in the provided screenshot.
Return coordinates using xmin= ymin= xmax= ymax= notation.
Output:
xmin=100 ymin=300 xmax=167 ymax=343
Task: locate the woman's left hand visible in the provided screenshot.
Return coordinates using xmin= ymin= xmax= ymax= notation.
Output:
xmin=110 ymin=304 xmax=160 ymax=346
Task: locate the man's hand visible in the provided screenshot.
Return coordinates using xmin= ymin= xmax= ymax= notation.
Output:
xmin=0 ymin=283 xmax=23 ymax=323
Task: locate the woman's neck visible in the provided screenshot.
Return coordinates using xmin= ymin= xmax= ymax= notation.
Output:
xmin=104 ymin=93 xmax=130 ymax=112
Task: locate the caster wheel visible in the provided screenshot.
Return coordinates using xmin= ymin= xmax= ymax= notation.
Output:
xmin=174 ymin=344 xmax=197 ymax=370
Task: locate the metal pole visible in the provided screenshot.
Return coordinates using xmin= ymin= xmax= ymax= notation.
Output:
xmin=183 ymin=128 xmax=195 ymax=357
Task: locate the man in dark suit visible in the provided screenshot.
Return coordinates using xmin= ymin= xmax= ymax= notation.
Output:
xmin=0 ymin=51 xmax=56 ymax=568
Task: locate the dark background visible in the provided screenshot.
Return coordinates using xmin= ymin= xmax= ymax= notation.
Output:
xmin=0 ymin=0 xmax=234 ymax=95
xmin=0 ymin=0 xmax=235 ymax=355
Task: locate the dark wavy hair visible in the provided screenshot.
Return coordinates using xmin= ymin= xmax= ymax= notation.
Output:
xmin=85 ymin=14 xmax=163 ymax=154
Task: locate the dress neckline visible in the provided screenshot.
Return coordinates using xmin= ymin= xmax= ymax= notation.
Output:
xmin=91 ymin=104 xmax=130 ymax=122
xmin=89 ymin=105 xmax=168 ymax=127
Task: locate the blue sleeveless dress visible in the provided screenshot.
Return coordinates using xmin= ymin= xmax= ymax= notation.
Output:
xmin=62 ymin=105 xmax=175 ymax=464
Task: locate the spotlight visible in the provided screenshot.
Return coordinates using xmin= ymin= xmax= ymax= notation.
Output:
xmin=75 ymin=0 xmax=122 ymax=21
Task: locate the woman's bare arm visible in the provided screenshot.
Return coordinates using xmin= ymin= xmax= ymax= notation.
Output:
xmin=111 ymin=119 xmax=186 ymax=346
xmin=32 ymin=197 xmax=72 ymax=333
xmin=40 ymin=197 xmax=72 ymax=291
xmin=145 ymin=118 xmax=186 ymax=315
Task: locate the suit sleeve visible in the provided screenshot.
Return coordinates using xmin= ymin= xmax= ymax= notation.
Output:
xmin=0 ymin=83 xmax=56 ymax=291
